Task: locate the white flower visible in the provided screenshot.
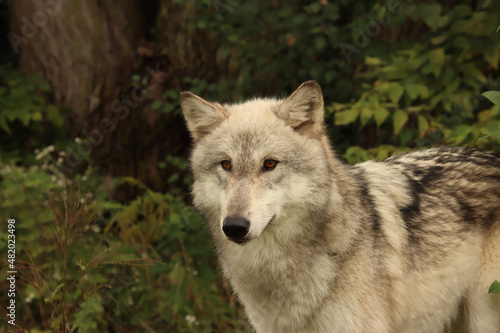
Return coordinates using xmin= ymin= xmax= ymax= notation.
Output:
xmin=24 ymin=293 xmax=35 ymax=303
xmin=185 ymin=315 xmax=196 ymax=324
xmin=74 ymin=137 xmax=81 ymax=143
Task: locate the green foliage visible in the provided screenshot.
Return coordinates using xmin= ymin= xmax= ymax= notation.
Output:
xmin=159 ymin=154 xmax=192 ymax=186
xmin=0 ymin=63 xmax=66 ymax=164
xmin=151 ymin=89 xmax=181 ymax=114
xmin=326 ymin=1 xmax=500 ymax=159
xmin=0 ymin=150 xmax=120 ymax=331
xmin=489 ymin=280 xmax=500 ymax=294
xmin=483 ymin=90 xmax=500 ymax=106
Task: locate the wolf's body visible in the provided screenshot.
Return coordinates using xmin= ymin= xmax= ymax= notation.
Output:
xmin=181 ymin=81 xmax=500 ymax=333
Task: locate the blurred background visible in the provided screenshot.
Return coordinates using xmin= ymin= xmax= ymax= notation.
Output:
xmin=0 ymin=0 xmax=499 ymax=332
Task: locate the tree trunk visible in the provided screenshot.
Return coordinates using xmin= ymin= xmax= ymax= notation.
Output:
xmin=9 ymin=0 xmax=144 ymax=130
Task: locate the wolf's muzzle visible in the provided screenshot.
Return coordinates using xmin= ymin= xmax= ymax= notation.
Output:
xmin=223 ymin=216 xmax=250 ymax=243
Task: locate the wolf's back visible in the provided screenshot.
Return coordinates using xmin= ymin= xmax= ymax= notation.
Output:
xmin=385 ymin=146 xmax=500 ymax=229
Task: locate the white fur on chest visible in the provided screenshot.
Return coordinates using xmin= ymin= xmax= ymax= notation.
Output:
xmin=218 ymin=232 xmax=338 ymax=332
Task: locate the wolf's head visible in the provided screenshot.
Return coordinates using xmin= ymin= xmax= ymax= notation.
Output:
xmin=181 ymin=81 xmax=335 ymax=245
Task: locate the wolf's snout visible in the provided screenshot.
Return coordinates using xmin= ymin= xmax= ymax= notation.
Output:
xmin=223 ymin=216 xmax=250 ymax=241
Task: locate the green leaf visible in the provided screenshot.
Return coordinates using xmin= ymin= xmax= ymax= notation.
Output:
xmin=488 ymin=280 xmax=500 ymax=294
xmin=399 ymin=127 xmax=413 ymax=146
xmin=418 ymin=85 xmax=429 ymax=99
xmin=168 ymin=173 xmax=179 ymax=183
xmin=31 ymin=111 xmax=43 ymax=121
xmin=17 ymin=110 xmax=30 ymax=126
xmin=360 ymin=108 xmax=373 ymax=127
xmin=161 ymin=103 xmax=176 ymax=113
xmin=393 ymin=109 xmax=409 ymax=135
xmin=453 ymin=4 xmax=471 ymax=18
xmin=46 ymin=105 xmax=63 ymax=127
xmin=151 ymin=100 xmax=162 ymax=110
xmin=430 ymin=35 xmax=448 ymax=45
xmin=418 ymin=115 xmax=429 ymax=138
xmin=344 ymin=146 xmax=370 ymax=164
xmin=0 ymin=116 xmax=11 ymax=134
xmin=334 ymin=108 xmax=359 ymax=126
xmin=482 ymin=91 xmax=500 ymax=106
xmin=408 ymin=54 xmax=428 ymax=70
xmin=404 ymin=83 xmax=420 ymax=100
xmin=404 ymin=83 xmax=428 ymax=100
xmin=420 ymin=3 xmax=442 ymax=31
xmin=453 ymin=36 xmax=470 ymax=50
xmin=197 ymin=20 xmax=207 ymax=29
xmin=448 ymin=124 xmax=471 ymax=144
xmin=450 ymin=19 xmax=472 ymax=34
xmin=485 ymin=44 xmax=500 ymax=69
xmin=429 ymin=48 xmax=445 ymax=78
xmin=389 ymin=82 xmax=404 ymax=104
xmin=374 ymin=107 xmax=390 ymax=127
xmin=366 ymin=57 xmax=383 ymax=66
xmin=307 ymin=2 xmax=322 ymax=13
xmin=314 ymin=36 xmax=326 ymax=51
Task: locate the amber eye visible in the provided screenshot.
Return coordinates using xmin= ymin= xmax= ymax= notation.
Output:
xmin=263 ymin=159 xmax=278 ymax=171
xmin=221 ymin=160 xmax=232 ymax=171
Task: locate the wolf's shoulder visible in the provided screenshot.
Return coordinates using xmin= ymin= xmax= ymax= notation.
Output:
xmin=351 ymin=145 xmax=500 ymax=194
xmin=383 ymin=146 xmax=500 ymax=168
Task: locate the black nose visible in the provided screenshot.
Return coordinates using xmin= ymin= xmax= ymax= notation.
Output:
xmin=223 ymin=216 xmax=250 ymax=240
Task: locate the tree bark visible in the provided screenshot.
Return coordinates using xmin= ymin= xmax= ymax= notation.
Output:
xmin=9 ymin=0 xmax=144 ymax=130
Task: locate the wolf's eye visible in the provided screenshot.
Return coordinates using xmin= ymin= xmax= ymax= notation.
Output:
xmin=221 ymin=160 xmax=232 ymax=171
xmin=263 ymin=159 xmax=278 ymax=171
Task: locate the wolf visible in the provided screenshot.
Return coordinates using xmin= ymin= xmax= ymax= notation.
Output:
xmin=180 ymin=81 xmax=500 ymax=333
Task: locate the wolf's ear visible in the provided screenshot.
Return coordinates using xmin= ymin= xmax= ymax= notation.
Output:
xmin=180 ymin=91 xmax=227 ymax=141
xmin=277 ymin=81 xmax=324 ymax=134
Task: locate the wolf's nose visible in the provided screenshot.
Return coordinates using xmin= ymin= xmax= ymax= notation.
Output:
xmin=223 ymin=216 xmax=250 ymax=240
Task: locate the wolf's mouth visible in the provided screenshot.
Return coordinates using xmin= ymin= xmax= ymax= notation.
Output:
xmin=267 ymin=215 xmax=276 ymax=227
xmin=231 ymin=237 xmax=249 ymax=245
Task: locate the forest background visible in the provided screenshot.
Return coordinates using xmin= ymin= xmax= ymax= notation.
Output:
xmin=0 ymin=0 xmax=500 ymax=332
